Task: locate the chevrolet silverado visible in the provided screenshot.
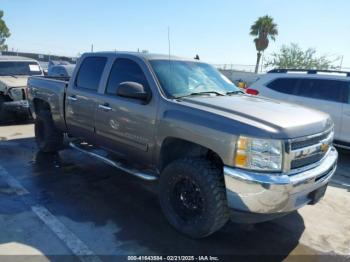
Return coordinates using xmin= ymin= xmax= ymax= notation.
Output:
xmin=28 ymin=52 xmax=338 ymax=238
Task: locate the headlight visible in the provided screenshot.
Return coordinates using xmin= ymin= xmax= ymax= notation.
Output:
xmin=234 ymin=136 xmax=283 ymax=172
xmin=10 ymin=88 xmax=24 ymax=99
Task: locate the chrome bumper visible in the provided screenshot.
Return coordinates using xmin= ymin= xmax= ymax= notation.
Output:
xmin=3 ymin=100 xmax=30 ymax=113
xmin=224 ymin=147 xmax=338 ymax=217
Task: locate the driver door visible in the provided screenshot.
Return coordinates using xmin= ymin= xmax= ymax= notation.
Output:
xmin=94 ymin=57 xmax=157 ymax=165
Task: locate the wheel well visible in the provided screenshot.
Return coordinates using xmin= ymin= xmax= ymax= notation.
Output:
xmin=159 ymin=137 xmax=223 ymax=172
xmin=33 ymin=98 xmax=51 ymax=114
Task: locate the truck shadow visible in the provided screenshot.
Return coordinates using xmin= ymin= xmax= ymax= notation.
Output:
xmin=33 ymin=150 xmax=306 ymax=258
xmin=0 ymin=137 xmax=306 ymax=259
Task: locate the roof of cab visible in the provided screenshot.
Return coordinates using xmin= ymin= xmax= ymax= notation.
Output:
xmin=83 ymin=51 xmax=198 ymax=62
xmin=0 ymin=55 xmax=39 ymax=62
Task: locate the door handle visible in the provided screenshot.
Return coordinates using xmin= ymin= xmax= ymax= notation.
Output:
xmin=98 ymin=103 xmax=112 ymax=111
xmin=67 ymin=95 xmax=77 ymax=101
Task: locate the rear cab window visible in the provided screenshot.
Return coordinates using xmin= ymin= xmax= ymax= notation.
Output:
xmin=75 ymin=57 xmax=107 ymax=91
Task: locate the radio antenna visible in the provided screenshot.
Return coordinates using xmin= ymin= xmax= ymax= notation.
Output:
xmin=167 ymin=26 xmax=171 ymax=61
xmin=167 ymin=26 xmax=173 ymax=89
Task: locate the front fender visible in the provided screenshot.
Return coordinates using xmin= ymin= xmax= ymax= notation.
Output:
xmin=155 ymin=109 xmax=238 ymax=167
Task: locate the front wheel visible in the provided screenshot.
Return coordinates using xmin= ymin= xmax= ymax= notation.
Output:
xmin=159 ymin=158 xmax=230 ymax=238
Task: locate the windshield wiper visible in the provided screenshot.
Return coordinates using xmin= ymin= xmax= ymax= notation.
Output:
xmin=226 ymin=90 xmax=244 ymax=95
xmin=176 ymin=91 xmax=225 ymax=99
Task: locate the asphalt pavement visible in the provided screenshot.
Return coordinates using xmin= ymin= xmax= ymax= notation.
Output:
xmin=0 ymin=122 xmax=349 ymax=261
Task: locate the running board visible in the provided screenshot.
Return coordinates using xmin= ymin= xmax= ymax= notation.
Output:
xmin=69 ymin=142 xmax=158 ymax=181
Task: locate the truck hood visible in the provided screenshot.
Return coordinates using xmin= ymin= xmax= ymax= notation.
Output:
xmin=0 ymin=76 xmax=29 ymax=88
xmin=180 ymin=94 xmax=332 ymax=139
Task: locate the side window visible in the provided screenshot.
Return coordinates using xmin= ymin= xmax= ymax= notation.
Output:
xmin=76 ymin=57 xmax=107 ymax=91
xmin=266 ymin=78 xmax=299 ymax=95
xmin=297 ymin=79 xmax=346 ymax=103
xmin=106 ymin=58 xmax=149 ymax=95
xmin=347 ymin=82 xmax=350 ymax=104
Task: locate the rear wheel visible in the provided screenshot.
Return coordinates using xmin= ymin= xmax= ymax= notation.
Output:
xmin=159 ymin=158 xmax=230 ymax=238
xmin=35 ymin=109 xmax=63 ymax=152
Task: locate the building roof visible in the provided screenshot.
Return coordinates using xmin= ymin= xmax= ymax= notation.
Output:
xmin=0 ymin=55 xmax=38 ymax=62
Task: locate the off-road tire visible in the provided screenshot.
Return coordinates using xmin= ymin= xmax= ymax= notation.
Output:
xmin=159 ymin=158 xmax=230 ymax=238
xmin=35 ymin=109 xmax=63 ymax=153
xmin=0 ymin=95 xmax=13 ymax=123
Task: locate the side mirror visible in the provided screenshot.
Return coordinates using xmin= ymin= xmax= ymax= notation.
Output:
xmin=117 ymin=82 xmax=150 ymax=101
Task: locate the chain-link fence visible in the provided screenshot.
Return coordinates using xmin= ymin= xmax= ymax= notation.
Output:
xmin=212 ymin=63 xmax=271 ymax=73
xmin=213 ymin=64 xmax=350 ymax=73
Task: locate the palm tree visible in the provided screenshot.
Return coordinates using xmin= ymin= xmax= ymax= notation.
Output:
xmin=250 ymin=15 xmax=278 ymax=73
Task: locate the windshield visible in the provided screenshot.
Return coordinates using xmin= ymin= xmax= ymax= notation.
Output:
xmin=150 ymin=60 xmax=240 ymax=98
xmin=0 ymin=61 xmax=43 ymax=76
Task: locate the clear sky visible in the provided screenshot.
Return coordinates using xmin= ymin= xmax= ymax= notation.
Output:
xmin=2 ymin=0 xmax=350 ymax=68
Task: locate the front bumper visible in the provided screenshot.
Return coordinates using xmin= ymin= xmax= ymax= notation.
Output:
xmin=3 ymin=100 xmax=30 ymax=114
xmin=224 ymin=147 xmax=338 ymax=222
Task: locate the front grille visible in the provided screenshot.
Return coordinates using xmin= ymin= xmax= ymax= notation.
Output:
xmin=291 ymin=153 xmax=324 ymax=169
xmin=288 ymin=129 xmax=333 ymax=171
xmin=291 ymin=130 xmax=331 ymax=150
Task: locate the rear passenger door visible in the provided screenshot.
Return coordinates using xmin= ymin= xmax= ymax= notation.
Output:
xmin=293 ymin=78 xmax=345 ymax=139
xmin=65 ymin=56 xmax=107 ymax=139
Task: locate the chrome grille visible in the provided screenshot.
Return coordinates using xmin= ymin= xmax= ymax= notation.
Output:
xmin=290 ymin=153 xmax=324 ymax=169
xmin=286 ymin=129 xmax=333 ymax=173
xmin=291 ymin=130 xmax=332 ymax=150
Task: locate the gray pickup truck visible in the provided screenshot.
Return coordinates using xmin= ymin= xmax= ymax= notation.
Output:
xmin=0 ymin=56 xmax=43 ymax=122
xmin=28 ymin=52 xmax=338 ymax=238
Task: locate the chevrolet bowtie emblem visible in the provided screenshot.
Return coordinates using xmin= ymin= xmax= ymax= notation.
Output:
xmin=321 ymin=143 xmax=329 ymax=153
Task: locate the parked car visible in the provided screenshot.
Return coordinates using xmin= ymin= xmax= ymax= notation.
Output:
xmin=249 ymin=69 xmax=350 ymax=149
xmin=28 ymin=52 xmax=337 ymax=238
xmin=48 ymin=64 xmax=75 ymax=78
xmin=0 ymin=55 xmax=43 ymax=122
xmin=48 ymin=60 xmax=71 ymax=68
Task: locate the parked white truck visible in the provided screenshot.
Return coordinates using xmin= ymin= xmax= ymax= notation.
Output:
xmin=0 ymin=55 xmax=43 ymax=122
